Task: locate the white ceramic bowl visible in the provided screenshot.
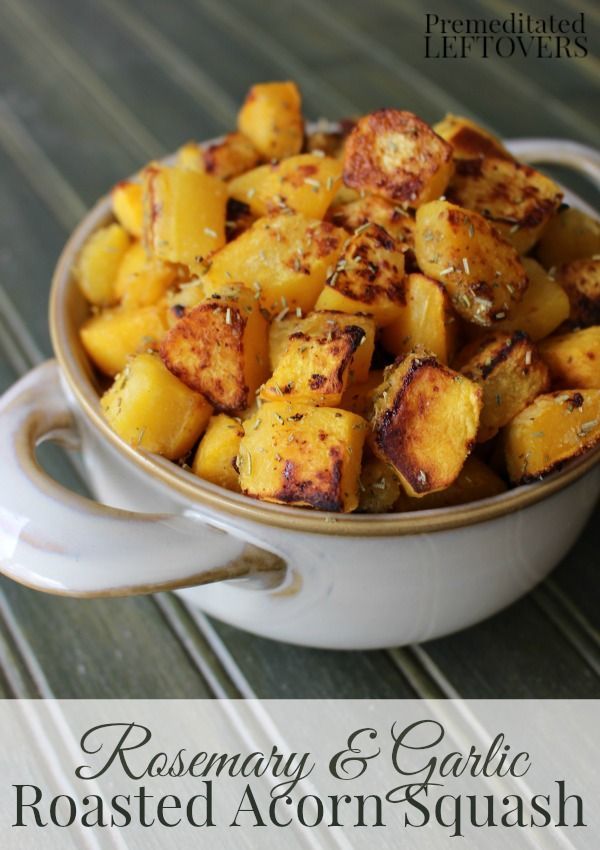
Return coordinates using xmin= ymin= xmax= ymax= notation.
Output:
xmin=0 ymin=137 xmax=598 ymax=649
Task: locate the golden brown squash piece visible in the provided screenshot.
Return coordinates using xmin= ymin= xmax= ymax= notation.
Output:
xmin=459 ymin=332 xmax=550 ymax=442
xmin=381 ymin=272 xmax=458 ymax=364
xmin=80 ymin=302 xmax=169 ymax=377
xmin=446 ymin=158 xmax=562 ymax=254
xmin=75 ymin=223 xmax=131 ymax=307
xmin=205 ymin=132 xmax=260 ymax=179
xmin=537 ymin=207 xmax=600 ymax=269
xmin=112 ymin=181 xmax=143 ymax=238
xmin=192 ymin=414 xmax=244 ymax=492
xmin=491 ymin=258 xmax=570 ymax=342
xmin=433 ymin=115 xmax=512 ymax=161
xmin=239 ymin=402 xmax=368 ymax=512
xmin=504 ymin=389 xmax=600 ymax=484
xmin=558 ymin=258 xmax=600 ymax=327
xmin=176 ymin=134 xmax=260 ymax=180
xmin=314 ymin=223 xmax=405 ymax=326
xmin=260 ymin=323 xmax=366 ymax=406
xmin=395 ymin=456 xmax=507 ymax=510
xmin=165 ymin=281 xmax=206 ymax=327
xmin=268 ymin=311 xmax=375 ymax=382
xmin=160 ymin=284 xmax=269 ymax=412
xmin=340 ymin=370 xmax=384 ymax=416
xmin=343 ymin=109 xmax=454 ymax=207
xmin=228 ymin=154 xmax=342 ymax=219
xmin=142 ymin=164 xmax=227 ymax=273
xmin=203 ymin=213 xmax=345 ymax=316
xmin=305 ymin=127 xmax=348 ymax=159
xmin=237 ymin=81 xmax=304 ymax=160
xmin=414 ymin=200 xmax=528 ymax=326
xmin=114 ymin=241 xmax=178 ymax=308
xmin=370 ymin=350 xmax=482 ymax=497
xmin=539 ymin=326 xmax=600 ymax=389
xmin=101 ymin=353 xmax=212 ymax=459
xmin=358 ymin=457 xmax=401 ymax=513
xmin=329 ymin=196 xmax=415 ymax=249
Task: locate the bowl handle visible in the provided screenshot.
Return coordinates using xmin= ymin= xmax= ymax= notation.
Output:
xmin=506 ymin=138 xmax=600 ymax=193
xmin=0 ymin=361 xmax=284 ymax=597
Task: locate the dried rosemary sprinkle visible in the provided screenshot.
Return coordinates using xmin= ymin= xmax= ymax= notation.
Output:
xmin=579 ymin=419 xmax=598 ymax=436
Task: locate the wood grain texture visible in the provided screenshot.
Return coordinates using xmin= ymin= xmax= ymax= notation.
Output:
xmin=0 ymin=0 xmax=597 ymax=698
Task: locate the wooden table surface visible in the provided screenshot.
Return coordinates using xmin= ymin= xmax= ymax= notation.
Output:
xmin=0 ymin=0 xmax=598 ymax=700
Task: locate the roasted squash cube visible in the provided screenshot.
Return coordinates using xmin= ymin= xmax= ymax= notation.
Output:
xmin=228 ymin=154 xmax=342 ymax=219
xmin=75 ymin=223 xmax=131 ymax=307
xmin=192 ymin=414 xmax=244 ymax=491
xmin=314 ymin=223 xmax=405 ymax=326
xmin=329 ymin=195 xmax=416 ymax=250
xmin=101 ymin=353 xmax=212 ymax=458
xmin=204 ymin=132 xmax=260 ymax=179
xmin=395 ymin=456 xmax=506 ymax=510
xmin=239 ymin=402 xmax=368 ymax=512
xmin=559 ymin=258 xmax=600 ymax=327
xmin=176 ymin=141 xmax=204 ymax=171
xmin=166 ymin=281 xmax=206 ymax=326
xmin=433 ymin=115 xmax=512 ymax=161
xmin=537 ymin=207 xmax=600 ymax=269
xmin=492 ymin=258 xmax=570 ymax=341
xmin=370 ymin=351 xmax=482 ymax=496
xmin=415 ymin=200 xmax=528 ymax=326
xmin=343 ymin=109 xmax=454 ymax=206
xmin=80 ymin=302 xmax=169 ymax=376
xmin=381 ymin=273 xmax=458 ymax=364
xmin=160 ymin=284 xmax=269 ymax=412
xmin=203 ymin=213 xmax=345 ymax=315
xmin=114 ymin=241 xmax=178 ymax=307
xmin=341 ymin=370 xmax=384 ymax=416
xmin=459 ymin=332 xmax=550 ymax=442
xmin=142 ymin=164 xmax=227 ymax=273
xmin=268 ymin=311 xmax=375 ymax=382
xmin=358 ymin=457 xmax=401 ymax=513
xmin=176 ymin=134 xmax=260 ymax=180
xmin=446 ymin=157 xmax=562 ymax=254
xmin=112 ymin=181 xmax=143 ymax=238
xmin=237 ymin=81 xmax=303 ymax=160
xmin=305 ymin=127 xmax=347 ymax=159
xmin=260 ymin=322 xmax=366 ymax=406
xmin=504 ymin=390 xmax=600 ymax=484
xmin=540 ymin=326 xmax=600 ymax=389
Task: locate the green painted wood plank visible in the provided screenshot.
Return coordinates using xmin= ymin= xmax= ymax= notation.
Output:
xmin=205 ymin=619 xmax=419 ymax=698
xmin=421 ymin=591 xmax=600 ymax=698
xmin=0 ymin=578 xmax=217 ymax=698
xmin=551 ymin=509 xmax=600 ymax=632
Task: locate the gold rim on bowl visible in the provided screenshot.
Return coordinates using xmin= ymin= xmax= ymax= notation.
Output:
xmin=49 ymin=176 xmax=600 ymax=538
